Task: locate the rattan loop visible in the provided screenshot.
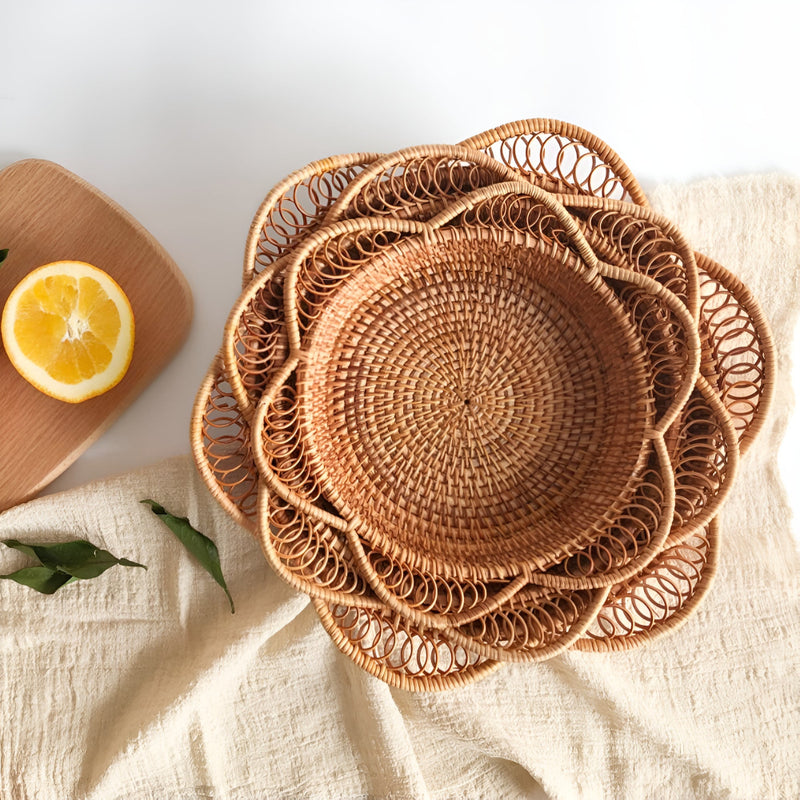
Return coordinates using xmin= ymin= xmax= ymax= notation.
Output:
xmin=556 ymin=194 xmax=701 ymax=321
xmin=598 ymin=261 xmax=702 ymax=434
xmin=531 ymin=433 xmax=675 ymax=590
xmin=243 ymin=152 xmax=382 ymax=287
xmin=459 ymin=118 xmax=648 ymax=207
xmin=254 ymin=482 xmax=383 ymax=610
xmin=428 ymin=181 xmax=599 ymax=274
xmin=665 ymin=374 xmax=740 ymax=545
xmin=281 ymin=217 xmax=431 ymax=357
xmin=250 ymin=364 xmax=350 ymax=534
xmin=323 ymin=144 xmax=521 ymax=225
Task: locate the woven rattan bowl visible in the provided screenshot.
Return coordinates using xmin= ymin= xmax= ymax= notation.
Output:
xmin=296 ymin=224 xmax=655 ymax=577
xmin=189 ymin=118 xmax=776 ymax=691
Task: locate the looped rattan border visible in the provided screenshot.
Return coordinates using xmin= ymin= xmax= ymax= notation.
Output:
xmin=459 ymin=118 xmax=649 ymax=206
xmin=575 ymin=516 xmax=720 ymax=652
xmin=322 ymin=144 xmax=523 ymax=226
xmin=555 ymin=194 xmax=701 ymax=322
xmin=243 ymin=152 xmax=382 ymax=287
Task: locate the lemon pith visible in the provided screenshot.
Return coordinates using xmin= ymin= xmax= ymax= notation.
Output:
xmin=1 ymin=261 xmax=135 ymax=403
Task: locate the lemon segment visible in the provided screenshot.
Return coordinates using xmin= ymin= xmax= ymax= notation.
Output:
xmin=1 ymin=261 xmax=135 ymax=403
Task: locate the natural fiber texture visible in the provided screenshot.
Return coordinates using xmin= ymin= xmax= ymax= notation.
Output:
xmin=1 ymin=173 xmax=797 ymax=799
xmin=294 ymin=226 xmax=655 ymax=576
xmin=191 ymin=122 xmax=775 ymax=689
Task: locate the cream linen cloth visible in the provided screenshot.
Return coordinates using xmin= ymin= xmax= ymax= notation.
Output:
xmin=1 ymin=175 xmax=798 ymax=800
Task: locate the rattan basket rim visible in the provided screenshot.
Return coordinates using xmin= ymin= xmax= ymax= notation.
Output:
xmin=458 ymin=117 xmax=649 ymax=207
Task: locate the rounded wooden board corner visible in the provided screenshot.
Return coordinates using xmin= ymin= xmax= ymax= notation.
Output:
xmin=0 ymin=158 xmax=194 ymax=510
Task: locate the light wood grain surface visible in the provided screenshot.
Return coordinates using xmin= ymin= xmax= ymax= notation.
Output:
xmin=0 ymin=160 xmax=192 ymax=510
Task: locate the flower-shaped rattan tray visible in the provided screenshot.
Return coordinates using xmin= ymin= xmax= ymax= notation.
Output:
xmin=191 ymin=120 xmax=774 ymax=691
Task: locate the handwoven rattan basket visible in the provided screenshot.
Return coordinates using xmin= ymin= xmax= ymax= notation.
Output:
xmin=190 ymin=119 xmax=775 ymax=691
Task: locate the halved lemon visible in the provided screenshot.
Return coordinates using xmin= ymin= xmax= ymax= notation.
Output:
xmin=1 ymin=261 xmax=135 ymax=403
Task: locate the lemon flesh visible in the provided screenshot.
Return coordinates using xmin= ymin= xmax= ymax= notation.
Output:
xmin=1 ymin=261 xmax=135 ymax=403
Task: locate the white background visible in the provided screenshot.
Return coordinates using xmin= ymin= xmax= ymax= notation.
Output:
xmin=1 ymin=0 xmax=798 ymax=534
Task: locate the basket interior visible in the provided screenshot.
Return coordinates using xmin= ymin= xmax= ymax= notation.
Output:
xmin=294 ymin=227 xmax=656 ymax=576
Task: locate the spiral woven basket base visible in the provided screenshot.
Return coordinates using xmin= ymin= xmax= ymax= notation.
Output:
xmin=297 ymin=227 xmax=654 ymax=578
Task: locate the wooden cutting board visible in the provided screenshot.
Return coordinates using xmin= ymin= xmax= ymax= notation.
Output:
xmin=0 ymin=159 xmax=193 ymax=511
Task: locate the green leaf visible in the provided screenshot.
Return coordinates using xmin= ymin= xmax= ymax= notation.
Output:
xmin=0 ymin=249 xmax=8 ymax=265
xmin=0 ymin=566 xmax=76 ymax=594
xmin=141 ymin=499 xmax=234 ymax=613
xmin=2 ymin=538 xmax=146 ymax=579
